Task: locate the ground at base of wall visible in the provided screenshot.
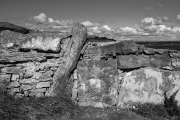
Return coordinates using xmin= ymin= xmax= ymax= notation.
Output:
xmin=1 ymin=88 xmax=180 ymax=120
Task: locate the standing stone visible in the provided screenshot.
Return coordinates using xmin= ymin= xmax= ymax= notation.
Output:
xmin=46 ymin=23 xmax=87 ymax=97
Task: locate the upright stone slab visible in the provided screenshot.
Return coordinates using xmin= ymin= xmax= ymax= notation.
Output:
xmin=46 ymin=23 xmax=87 ymax=97
xmin=75 ymin=59 xmax=119 ymax=108
xmin=118 ymin=67 xmax=180 ymax=107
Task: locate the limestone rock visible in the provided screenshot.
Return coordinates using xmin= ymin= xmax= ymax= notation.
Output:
xmin=11 ymin=74 xmax=19 ymax=81
xmin=19 ymin=78 xmax=39 ymax=84
xmin=20 ymin=32 xmax=69 ymax=52
xmin=21 ymin=85 xmax=32 ymax=90
xmin=46 ymin=23 xmax=87 ymax=96
xmin=8 ymin=88 xmax=20 ymax=95
xmin=0 ymin=30 xmax=27 ymax=51
xmin=84 ymin=40 xmax=144 ymax=58
xmin=32 ymin=72 xmax=42 ymax=79
xmin=117 ymin=52 xmax=171 ymax=69
xmin=1 ymin=67 xmax=22 ymax=75
xmin=0 ymin=74 xmax=11 ymax=83
xmin=30 ymin=88 xmax=46 ymax=93
xmin=118 ymin=67 xmax=180 ymax=107
xmin=170 ymin=51 xmax=180 ymax=69
xmin=75 ymin=59 xmax=119 ymax=108
xmin=40 ymin=70 xmax=54 ymax=79
xmin=0 ymin=51 xmax=59 ymax=63
xmin=7 ymin=81 xmax=20 ymax=88
xmin=36 ymin=82 xmax=50 ymax=88
xmin=39 ymin=77 xmax=52 ymax=82
xmin=29 ymin=92 xmax=44 ymax=97
xmin=21 ymin=36 xmax=61 ymax=52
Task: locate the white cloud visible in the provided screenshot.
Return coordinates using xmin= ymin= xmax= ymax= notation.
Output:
xmin=142 ymin=17 xmax=155 ymax=26
xmin=81 ymin=21 xmax=94 ymax=26
xmin=172 ymin=27 xmax=180 ymax=33
xmin=102 ymin=25 xmax=112 ymax=31
xmin=177 ymin=14 xmax=180 ymax=20
xmin=158 ymin=25 xmax=171 ymax=32
xmin=34 ymin=13 xmax=47 ymax=23
xmin=48 ymin=18 xmax=54 ymax=23
xmin=157 ymin=3 xmax=163 ymax=8
xmin=162 ymin=16 xmax=169 ymax=22
xmin=51 ymin=19 xmax=74 ymax=26
xmin=89 ymin=26 xmax=101 ymax=33
xmin=60 ymin=20 xmax=74 ymax=26
xmin=120 ymin=27 xmax=138 ymax=34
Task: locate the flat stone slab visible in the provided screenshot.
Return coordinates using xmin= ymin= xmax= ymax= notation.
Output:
xmin=75 ymin=58 xmax=119 ymax=107
xmin=117 ymin=53 xmax=171 ymax=70
xmin=20 ymin=32 xmax=70 ymax=52
xmin=118 ymin=67 xmax=180 ymax=107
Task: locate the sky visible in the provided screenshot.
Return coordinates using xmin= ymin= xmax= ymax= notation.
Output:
xmin=1 ymin=0 xmax=180 ymax=41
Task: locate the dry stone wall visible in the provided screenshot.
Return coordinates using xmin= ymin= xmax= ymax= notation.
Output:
xmin=71 ymin=41 xmax=180 ymax=108
xmin=1 ymin=58 xmax=61 ymax=98
xmin=0 ymin=22 xmax=87 ymax=98
xmin=1 ymin=22 xmax=180 ymax=109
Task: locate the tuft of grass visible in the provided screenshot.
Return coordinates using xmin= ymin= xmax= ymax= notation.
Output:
xmin=0 ymin=86 xmax=78 ymax=120
xmin=130 ymin=103 xmax=180 ymax=120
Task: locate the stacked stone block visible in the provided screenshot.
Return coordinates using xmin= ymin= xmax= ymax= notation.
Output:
xmin=1 ymin=59 xmax=60 ymax=98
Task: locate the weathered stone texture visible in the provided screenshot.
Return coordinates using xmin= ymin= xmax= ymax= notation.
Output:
xmin=118 ymin=68 xmax=180 ymax=106
xmin=0 ymin=74 xmax=11 ymax=83
xmin=7 ymin=81 xmax=20 ymax=88
xmin=46 ymin=23 xmax=87 ymax=96
xmin=117 ymin=52 xmax=171 ymax=69
xmin=21 ymin=36 xmax=61 ymax=52
xmin=36 ymin=82 xmax=50 ymax=88
xmin=75 ymin=59 xmax=119 ymax=107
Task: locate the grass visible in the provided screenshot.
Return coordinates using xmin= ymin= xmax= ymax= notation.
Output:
xmin=0 ymin=86 xmax=180 ymax=120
